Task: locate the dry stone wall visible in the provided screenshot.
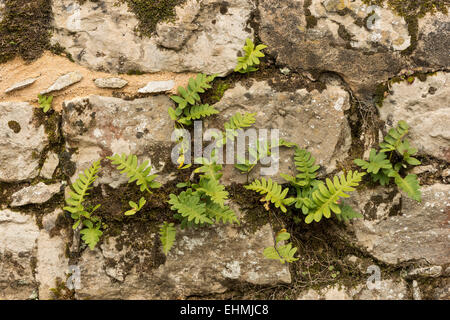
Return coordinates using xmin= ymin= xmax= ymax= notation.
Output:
xmin=0 ymin=0 xmax=448 ymax=300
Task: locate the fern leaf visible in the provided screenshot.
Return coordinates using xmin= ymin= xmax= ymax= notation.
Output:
xmin=263 ymin=231 xmax=299 ymax=264
xmin=183 ymin=104 xmax=219 ymax=120
xmin=196 ymin=178 xmax=229 ymax=207
xmin=107 ymin=153 xmax=161 ymax=193
xmin=64 ymin=160 xmax=101 ymax=214
xmin=159 ymin=222 xmax=176 ymax=255
xmin=235 ymin=38 xmax=267 ymax=73
xmin=80 ymin=223 xmax=103 ymax=250
xmin=307 ymin=171 xmax=365 ymax=223
xmin=245 ymin=178 xmax=295 ymax=213
xmin=38 ymin=94 xmax=53 ymax=113
xmin=205 ymin=201 xmax=239 ymax=225
xmin=380 ymin=120 xmax=409 ymax=153
xmin=293 ymin=148 xmax=320 ymax=188
xmin=170 ymin=73 xmax=216 ymax=110
xmin=224 ymin=112 xmax=257 ymax=130
xmin=336 ymin=204 xmax=363 ymax=222
xmin=168 ymin=190 xmax=213 ymax=224
xmin=354 ymin=149 xmax=392 ymax=174
xmin=194 ymin=157 xmax=223 ymax=181
xmin=388 ymin=171 xmax=421 ymax=202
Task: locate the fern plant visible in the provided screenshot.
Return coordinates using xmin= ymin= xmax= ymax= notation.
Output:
xmin=245 ymin=178 xmax=295 ymax=213
xmin=263 ymin=230 xmax=299 ymax=264
xmin=124 ymin=197 xmax=146 ymax=216
xmin=354 ymin=120 xmax=422 ymax=201
xmin=159 ymin=222 xmax=176 ymax=255
xmin=161 ymin=155 xmax=239 ymax=255
xmin=235 ymin=38 xmax=267 ymax=74
xmin=107 ymin=153 xmax=161 ymax=193
xmin=169 ymin=73 xmax=217 ymax=126
xmin=63 ymin=160 xmax=103 ymax=250
xmin=38 ymin=94 xmax=53 ymax=113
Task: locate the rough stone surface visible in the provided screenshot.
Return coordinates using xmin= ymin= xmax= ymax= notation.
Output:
xmin=36 ymin=229 xmax=69 ymax=300
xmin=62 ymin=95 xmax=174 ymax=187
xmin=5 ymin=77 xmax=38 ymax=93
xmin=380 ymin=72 xmax=450 ymax=162
xmin=297 ymin=278 xmax=409 ymax=300
xmin=51 ymin=0 xmax=254 ymax=75
xmin=407 ymin=266 xmax=443 ymax=279
xmin=258 ymin=0 xmax=448 ymax=100
xmin=75 ymin=221 xmax=291 ymax=299
xmin=41 ymin=71 xmax=83 ymax=95
xmin=94 ymin=77 xmax=128 ymax=89
xmin=349 ymin=184 xmax=450 ymax=266
xmin=10 ymin=182 xmax=62 ymax=207
xmin=138 ymin=80 xmax=175 ymax=93
xmin=210 ymin=80 xmax=351 ymax=184
xmin=40 ymin=152 xmax=60 ymax=179
xmin=0 ymin=102 xmax=48 ymax=182
xmin=0 ymin=210 xmax=39 ymax=299
xmin=413 ymin=12 xmax=450 ymax=68
xmin=355 ymin=279 xmax=408 ymax=300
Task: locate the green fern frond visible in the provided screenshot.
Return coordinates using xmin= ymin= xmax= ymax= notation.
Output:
xmin=245 ymin=178 xmax=295 ymax=213
xmin=354 ymin=149 xmax=393 ymax=174
xmin=196 ymin=177 xmax=229 ymax=207
xmin=170 ymin=73 xmax=216 ymax=110
xmin=336 ymin=203 xmax=363 ymax=222
xmin=293 ymin=148 xmax=320 ymax=188
xmin=183 ymin=104 xmax=219 ymax=120
xmin=224 ymin=112 xmax=257 ymax=130
xmin=107 ymin=153 xmax=161 ymax=193
xmin=80 ymin=221 xmax=103 ymax=250
xmin=388 ymin=171 xmax=421 ymax=202
xmin=380 ymin=120 xmax=409 ymax=153
xmin=64 ymin=160 xmax=101 ymax=215
xmin=205 ymin=201 xmax=239 ymax=225
xmin=124 ymin=197 xmax=146 ymax=216
xmin=263 ymin=231 xmax=299 ymax=264
xmin=306 ymin=171 xmax=365 ymax=223
xmin=194 ymin=157 xmax=223 ymax=181
xmin=235 ymin=38 xmax=267 ymax=73
xmin=168 ymin=190 xmax=213 ymax=224
xmin=397 ymin=140 xmax=421 ymax=166
xmin=159 ymin=222 xmax=176 ymax=255
xmin=38 ymin=94 xmax=53 ymax=113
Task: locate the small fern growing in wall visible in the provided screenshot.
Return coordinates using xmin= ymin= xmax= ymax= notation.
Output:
xmin=38 ymin=94 xmax=53 ymax=113
xmin=107 ymin=153 xmax=161 ymax=193
xmin=263 ymin=230 xmax=299 ymax=264
xmin=64 ymin=160 xmax=103 ymax=250
xmin=160 ymin=152 xmax=239 ymax=255
xmin=235 ymin=38 xmax=267 ymax=74
xmin=354 ymin=120 xmax=422 ymax=201
xmin=169 ymin=73 xmax=218 ymax=126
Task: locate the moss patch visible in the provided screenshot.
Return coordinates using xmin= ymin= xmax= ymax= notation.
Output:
xmin=0 ymin=0 xmax=52 ymax=63
xmin=116 ymin=0 xmax=187 ymax=37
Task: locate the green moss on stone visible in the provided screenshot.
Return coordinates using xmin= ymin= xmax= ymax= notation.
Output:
xmin=116 ymin=0 xmax=187 ymax=37
xmin=0 ymin=0 xmax=52 ymax=63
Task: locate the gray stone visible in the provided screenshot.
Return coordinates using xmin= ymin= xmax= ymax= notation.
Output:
xmin=380 ymin=72 xmax=450 ymax=162
xmin=10 ymin=182 xmax=62 ymax=207
xmin=138 ymin=80 xmax=175 ymax=93
xmin=407 ymin=266 xmax=443 ymax=279
xmin=51 ymin=0 xmax=254 ymax=75
xmin=355 ymin=279 xmax=408 ymax=300
xmin=94 ymin=77 xmax=128 ymax=89
xmin=36 ymin=229 xmax=69 ymax=300
xmin=62 ymin=95 xmax=175 ymax=187
xmin=40 ymin=71 xmax=83 ymax=95
xmin=75 ymin=220 xmax=291 ymax=299
xmin=40 ymin=152 xmax=59 ymax=179
xmin=350 ymin=184 xmax=450 ymax=266
xmin=5 ymin=77 xmax=38 ymax=93
xmin=412 ymin=280 xmax=422 ymax=300
xmin=0 ymin=102 xmax=48 ymax=182
xmin=258 ymin=0 xmax=448 ymax=100
xmin=209 ymin=80 xmax=352 ymax=185
xmin=0 ymin=209 xmax=40 ymax=299
xmin=297 ymin=285 xmax=352 ymax=300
